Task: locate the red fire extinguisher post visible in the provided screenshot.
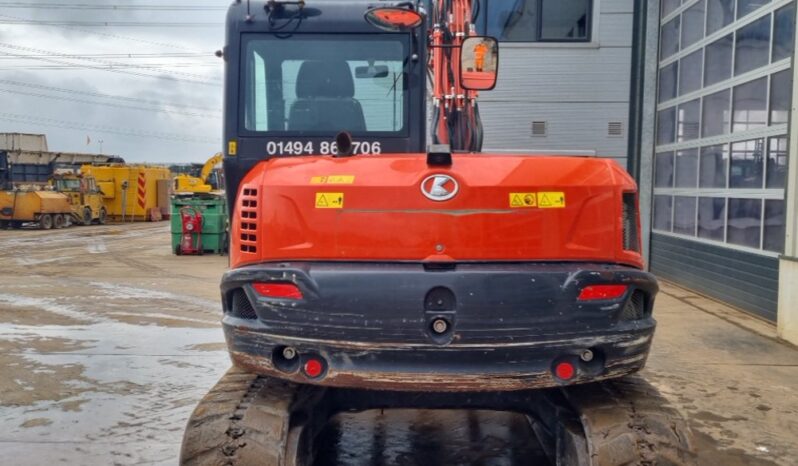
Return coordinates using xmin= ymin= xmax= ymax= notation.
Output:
xmin=177 ymin=206 xmax=203 ymax=255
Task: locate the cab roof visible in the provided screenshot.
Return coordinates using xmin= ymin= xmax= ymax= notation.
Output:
xmin=227 ymin=0 xmax=401 ymax=34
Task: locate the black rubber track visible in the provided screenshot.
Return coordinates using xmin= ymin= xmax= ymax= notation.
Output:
xmin=561 ymin=376 xmax=697 ymax=466
xmin=181 ymin=369 xmax=696 ymax=466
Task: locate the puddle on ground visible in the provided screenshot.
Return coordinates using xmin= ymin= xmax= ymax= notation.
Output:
xmin=0 ymin=315 xmax=228 ymax=464
xmin=313 ymin=409 xmax=550 ymax=466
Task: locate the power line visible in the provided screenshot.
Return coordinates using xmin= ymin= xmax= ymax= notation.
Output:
xmin=0 ymin=13 xmax=207 ymax=52
xmin=0 ymin=79 xmax=221 ymax=112
xmin=0 ymin=43 xmax=221 ymax=85
xmin=0 ymin=19 xmax=221 ymax=27
xmin=0 ymin=2 xmax=227 ymax=10
xmin=0 ymin=112 xmax=221 ymax=144
xmin=0 ymin=87 xmax=222 ymax=119
xmin=0 ymin=52 xmax=216 ymax=59
xmin=0 ymin=63 xmax=219 ymax=69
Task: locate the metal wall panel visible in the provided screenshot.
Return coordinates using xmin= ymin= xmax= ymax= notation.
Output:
xmin=481 ymin=1 xmax=634 ymax=160
xmin=480 ymin=101 xmax=629 ymax=164
xmin=650 ymin=233 xmax=779 ymax=321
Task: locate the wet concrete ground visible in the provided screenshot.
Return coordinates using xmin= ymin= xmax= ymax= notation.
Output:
xmin=0 ymin=223 xmax=796 ymax=465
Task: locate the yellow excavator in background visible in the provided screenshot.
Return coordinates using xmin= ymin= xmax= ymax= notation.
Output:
xmin=173 ymin=153 xmax=224 ymax=194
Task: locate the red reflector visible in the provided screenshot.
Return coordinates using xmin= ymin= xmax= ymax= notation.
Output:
xmin=555 ymin=361 xmax=575 ymax=380
xmin=303 ymin=359 xmax=323 ymax=378
xmin=252 ymin=282 xmax=303 ymax=300
xmin=577 ymin=284 xmax=628 ymax=301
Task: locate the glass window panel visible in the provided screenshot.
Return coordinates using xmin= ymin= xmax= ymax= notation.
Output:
xmin=674 ymin=196 xmax=698 ymax=235
xmin=735 ymin=16 xmax=771 ymax=75
xmin=700 ymin=144 xmax=729 ymax=188
xmin=486 ymin=0 xmax=538 ymax=41
xmin=773 ymin=3 xmax=796 ymax=61
xmin=659 ymin=61 xmax=678 ymax=102
xmin=658 ymin=107 xmax=677 ymax=145
xmin=698 ymin=197 xmax=726 ymax=241
xmin=732 ymin=77 xmax=767 ymax=132
xmin=704 ymin=34 xmax=733 ymax=86
xmin=654 ymin=195 xmax=674 ymax=232
xmin=675 ymin=148 xmax=699 ymax=188
xmin=655 ymin=152 xmax=675 ymax=188
xmin=770 ymin=69 xmax=792 ymax=125
xmin=540 ymin=0 xmax=591 ymax=40
xmin=702 ymin=89 xmax=731 ymax=137
xmin=679 ymin=49 xmax=703 ymax=96
xmin=663 ymin=0 xmax=682 ymax=17
xmin=730 ymin=139 xmax=765 ymax=188
xmin=737 ymin=0 xmax=772 ymax=19
xmin=767 ymin=136 xmax=788 ymax=188
xmin=677 ymin=99 xmax=700 ymax=141
xmin=707 ymin=0 xmax=735 ymax=35
xmin=727 ymin=198 xmax=762 ymax=248
xmin=764 ymin=200 xmax=785 ymax=253
xmin=661 ymin=17 xmax=681 ymax=59
xmin=682 ymin=0 xmax=706 ymax=48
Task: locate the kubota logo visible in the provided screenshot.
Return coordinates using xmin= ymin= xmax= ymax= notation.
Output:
xmin=421 ymin=174 xmax=459 ymax=201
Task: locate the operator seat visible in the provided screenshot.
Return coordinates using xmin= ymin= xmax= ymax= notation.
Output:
xmin=288 ymin=60 xmax=366 ymax=133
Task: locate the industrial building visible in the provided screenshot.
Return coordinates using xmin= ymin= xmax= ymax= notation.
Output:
xmin=479 ymin=0 xmax=797 ymax=343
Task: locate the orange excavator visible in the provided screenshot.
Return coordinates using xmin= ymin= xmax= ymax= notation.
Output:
xmin=180 ymin=1 xmax=695 ymax=464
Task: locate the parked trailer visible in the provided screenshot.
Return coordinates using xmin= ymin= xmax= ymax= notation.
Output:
xmin=0 ymin=190 xmax=74 ymax=229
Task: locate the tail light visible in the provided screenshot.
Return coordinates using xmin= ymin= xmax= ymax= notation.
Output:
xmin=252 ymin=282 xmax=304 ymax=300
xmin=578 ymin=284 xmax=628 ymax=301
xmin=622 ymin=192 xmax=640 ymax=252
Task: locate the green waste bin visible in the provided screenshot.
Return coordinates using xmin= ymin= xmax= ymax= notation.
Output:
xmin=171 ymin=195 xmax=228 ymax=255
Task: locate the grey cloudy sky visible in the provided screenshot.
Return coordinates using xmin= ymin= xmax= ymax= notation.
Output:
xmin=0 ymin=0 xmax=226 ymax=163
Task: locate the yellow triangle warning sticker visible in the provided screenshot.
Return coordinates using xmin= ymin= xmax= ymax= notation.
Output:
xmin=537 ymin=191 xmax=565 ymax=208
xmin=509 ymin=193 xmax=536 ymax=208
xmin=315 ymin=192 xmax=344 ymax=209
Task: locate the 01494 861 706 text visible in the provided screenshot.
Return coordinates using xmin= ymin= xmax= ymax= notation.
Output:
xmin=265 ymin=140 xmax=382 ymax=156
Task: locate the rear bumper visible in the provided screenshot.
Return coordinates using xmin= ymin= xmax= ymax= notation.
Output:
xmin=221 ymin=262 xmax=658 ymax=391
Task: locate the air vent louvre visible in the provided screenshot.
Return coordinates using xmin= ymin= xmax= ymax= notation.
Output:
xmin=622 ymin=192 xmax=640 ymax=252
xmin=608 ymin=121 xmax=623 ymax=136
xmin=531 ymin=121 xmax=547 ymax=137
xmin=239 ymin=187 xmax=259 ymax=254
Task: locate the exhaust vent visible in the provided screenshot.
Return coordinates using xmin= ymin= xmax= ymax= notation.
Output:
xmin=239 ymin=188 xmax=259 ymax=254
xmin=622 ymin=192 xmax=640 ymax=252
xmin=230 ymin=289 xmax=257 ymax=320
xmin=620 ymin=291 xmax=646 ymax=321
xmin=608 ymin=121 xmax=623 ymax=137
xmin=531 ymin=121 xmax=547 ymax=137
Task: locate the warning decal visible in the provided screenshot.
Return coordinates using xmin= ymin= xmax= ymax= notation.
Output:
xmin=311 ymin=175 xmax=355 ymax=185
xmin=509 ymin=193 xmax=537 ymax=208
xmin=315 ymin=192 xmax=344 ymax=209
xmin=537 ymin=192 xmax=566 ymax=208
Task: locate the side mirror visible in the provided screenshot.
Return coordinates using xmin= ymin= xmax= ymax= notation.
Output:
xmin=460 ymin=36 xmax=499 ymax=91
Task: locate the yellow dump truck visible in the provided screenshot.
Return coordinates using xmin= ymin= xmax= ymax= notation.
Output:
xmin=52 ymin=174 xmax=106 ymax=225
xmin=0 ymin=190 xmax=74 ymax=229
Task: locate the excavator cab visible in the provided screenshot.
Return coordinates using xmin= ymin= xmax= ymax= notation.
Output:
xmin=222 ymin=1 xmax=429 ymax=214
